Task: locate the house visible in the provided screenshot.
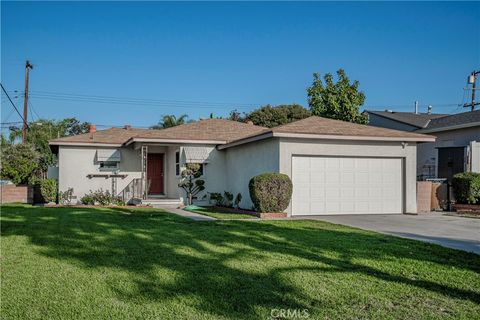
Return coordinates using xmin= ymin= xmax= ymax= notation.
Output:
xmin=365 ymin=110 xmax=480 ymax=180
xmin=49 ymin=116 xmax=434 ymax=216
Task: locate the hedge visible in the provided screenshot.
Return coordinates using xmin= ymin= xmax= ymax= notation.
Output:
xmin=452 ymin=172 xmax=480 ymax=204
xmin=249 ymin=173 xmax=293 ymax=213
xmin=40 ymin=179 xmax=58 ymax=203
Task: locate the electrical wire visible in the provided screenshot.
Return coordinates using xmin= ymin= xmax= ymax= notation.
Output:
xmin=0 ymin=83 xmax=28 ymax=128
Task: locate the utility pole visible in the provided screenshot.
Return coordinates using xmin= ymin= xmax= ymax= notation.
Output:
xmin=22 ymin=60 xmax=33 ymax=144
xmin=464 ymin=70 xmax=480 ymax=112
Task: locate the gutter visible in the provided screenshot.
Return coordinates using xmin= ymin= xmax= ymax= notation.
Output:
xmin=218 ymin=131 xmax=435 ymax=149
xmin=416 ymin=121 xmax=480 ymax=134
xmin=124 ymin=137 xmax=226 ymax=146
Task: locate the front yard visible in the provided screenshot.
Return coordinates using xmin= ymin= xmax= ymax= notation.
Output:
xmin=1 ymin=205 xmax=479 ymax=319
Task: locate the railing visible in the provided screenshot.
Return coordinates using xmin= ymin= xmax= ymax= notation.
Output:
xmin=119 ymin=178 xmax=143 ymax=203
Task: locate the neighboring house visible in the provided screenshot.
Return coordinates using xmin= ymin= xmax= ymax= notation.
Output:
xmin=49 ymin=116 xmax=433 ymax=216
xmin=365 ymin=110 xmax=480 ymax=181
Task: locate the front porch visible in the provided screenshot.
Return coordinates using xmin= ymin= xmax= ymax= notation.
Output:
xmin=118 ymin=143 xmax=183 ymax=204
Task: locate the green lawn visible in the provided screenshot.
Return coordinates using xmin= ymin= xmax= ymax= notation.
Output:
xmin=1 ymin=205 xmax=479 ymax=319
xmin=185 ymin=206 xmax=257 ymax=219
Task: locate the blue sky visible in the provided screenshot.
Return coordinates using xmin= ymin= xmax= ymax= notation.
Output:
xmin=1 ymin=1 xmax=479 ymax=129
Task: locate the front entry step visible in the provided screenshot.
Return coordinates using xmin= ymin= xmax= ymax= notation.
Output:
xmin=141 ymin=198 xmax=183 ymax=208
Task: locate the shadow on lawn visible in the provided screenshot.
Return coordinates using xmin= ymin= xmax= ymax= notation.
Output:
xmin=2 ymin=205 xmax=480 ymax=318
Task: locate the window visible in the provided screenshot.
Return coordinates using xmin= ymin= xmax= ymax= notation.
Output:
xmin=99 ymin=161 xmax=119 ymax=171
xmin=175 ymin=151 xmax=180 ymax=176
xmin=192 ymin=163 xmax=204 ymax=176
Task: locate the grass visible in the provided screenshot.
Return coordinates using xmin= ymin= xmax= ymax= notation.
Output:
xmin=1 ymin=204 xmax=479 ymax=319
xmin=185 ymin=206 xmax=257 ymax=219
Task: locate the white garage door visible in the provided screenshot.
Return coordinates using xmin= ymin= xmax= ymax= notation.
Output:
xmin=292 ymin=156 xmax=403 ymax=215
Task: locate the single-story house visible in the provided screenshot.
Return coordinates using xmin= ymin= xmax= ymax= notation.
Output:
xmin=49 ymin=116 xmax=434 ymax=216
xmin=365 ymin=110 xmax=480 ymax=181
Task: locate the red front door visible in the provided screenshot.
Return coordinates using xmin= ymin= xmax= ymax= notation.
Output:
xmin=147 ymin=153 xmax=164 ymax=194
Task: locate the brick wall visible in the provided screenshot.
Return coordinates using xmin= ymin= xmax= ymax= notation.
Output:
xmin=0 ymin=185 xmax=33 ymax=204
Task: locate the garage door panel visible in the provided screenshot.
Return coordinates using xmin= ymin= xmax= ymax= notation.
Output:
xmin=292 ymin=156 xmax=403 ymax=215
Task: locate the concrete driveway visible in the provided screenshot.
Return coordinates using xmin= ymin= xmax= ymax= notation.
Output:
xmin=302 ymin=213 xmax=480 ymax=254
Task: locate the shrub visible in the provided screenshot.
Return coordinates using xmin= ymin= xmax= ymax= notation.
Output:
xmin=209 ymin=192 xmax=223 ymax=205
xmin=234 ymin=193 xmax=242 ymax=208
xmin=0 ymin=143 xmax=40 ymax=185
xmin=249 ymin=173 xmax=293 ymax=213
xmin=80 ymin=194 xmax=95 ymax=205
xmin=40 ymin=179 xmax=57 ymax=203
xmin=80 ymin=189 xmax=123 ymax=206
xmin=223 ymin=191 xmax=234 ymax=207
xmin=59 ymin=187 xmax=74 ymax=205
xmin=178 ymin=163 xmax=205 ymax=205
xmin=452 ymin=172 xmax=480 ymax=204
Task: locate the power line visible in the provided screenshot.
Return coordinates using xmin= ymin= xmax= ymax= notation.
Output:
xmin=0 ymin=83 xmax=28 ymax=128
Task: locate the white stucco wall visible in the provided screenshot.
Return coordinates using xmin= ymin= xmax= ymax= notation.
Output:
xmin=224 ymin=138 xmax=280 ymax=210
xmin=178 ymin=144 xmax=227 ymax=204
xmin=58 ymin=146 xmax=142 ymax=201
xmin=279 ymin=138 xmax=418 ymax=215
xmin=417 ymin=127 xmax=480 ymax=177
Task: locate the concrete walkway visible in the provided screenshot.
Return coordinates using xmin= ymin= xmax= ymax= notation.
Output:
xmin=155 ymin=206 xmax=216 ymax=221
xmin=305 ymin=213 xmax=480 ymax=254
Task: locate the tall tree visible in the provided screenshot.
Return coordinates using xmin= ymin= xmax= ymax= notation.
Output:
xmin=307 ymin=69 xmax=367 ymax=124
xmin=151 ymin=114 xmax=188 ymax=129
xmin=8 ymin=118 xmax=90 ymax=178
xmin=0 ymin=143 xmax=40 ymax=184
xmin=245 ymin=104 xmax=311 ymax=128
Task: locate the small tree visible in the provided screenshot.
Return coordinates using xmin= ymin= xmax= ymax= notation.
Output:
xmin=0 ymin=143 xmax=40 ymax=184
xmin=178 ymin=163 xmax=205 ymax=205
xmin=245 ymin=104 xmax=311 ymax=128
xmin=307 ymin=69 xmax=367 ymax=124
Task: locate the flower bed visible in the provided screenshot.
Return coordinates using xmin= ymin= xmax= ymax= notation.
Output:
xmin=211 ymin=206 xmax=287 ymax=219
xmin=453 ymin=203 xmax=480 ymax=215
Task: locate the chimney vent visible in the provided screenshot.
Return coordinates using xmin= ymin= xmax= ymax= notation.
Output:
xmin=246 ymin=120 xmax=254 ymax=125
xmin=89 ymin=124 xmax=96 ymax=133
xmin=427 ymin=105 xmax=432 ymax=114
xmin=124 ymin=125 xmax=132 ymax=130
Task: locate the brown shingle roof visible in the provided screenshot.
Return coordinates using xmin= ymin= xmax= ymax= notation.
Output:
xmin=270 ymin=116 xmax=434 ymax=140
xmin=366 ymin=110 xmax=448 ymax=128
xmin=49 ymin=127 xmax=150 ymax=145
xmin=128 ymin=119 xmax=269 ymax=143
xmin=50 ymin=116 xmax=434 ymax=148
xmin=49 ymin=119 xmax=268 ymax=145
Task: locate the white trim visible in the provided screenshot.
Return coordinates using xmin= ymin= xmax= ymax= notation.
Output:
xmin=219 ymin=131 xmax=435 ymax=149
xmin=217 ymin=132 xmax=273 ymax=150
xmin=49 ymin=141 xmax=122 ymax=147
xmin=125 ymin=137 xmax=225 ymax=146
xmin=416 ymin=122 xmax=480 ymax=133
xmin=272 ymin=132 xmax=435 ymax=142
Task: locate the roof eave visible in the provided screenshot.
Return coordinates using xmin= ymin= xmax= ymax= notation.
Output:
xmin=272 ymin=132 xmax=436 ymax=142
xmin=125 ymin=137 xmax=227 ymax=146
xmin=416 ymin=121 xmax=480 ymax=133
xmin=219 ymin=131 xmax=435 ymax=149
xmin=48 ymin=141 xmax=123 ymax=147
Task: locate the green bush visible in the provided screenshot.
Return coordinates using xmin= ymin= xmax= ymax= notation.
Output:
xmin=80 ymin=194 xmax=95 ymax=205
xmin=0 ymin=143 xmax=40 ymax=185
xmin=249 ymin=173 xmax=293 ymax=213
xmin=452 ymin=172 xmax=480 ymax=204
xmin=40 ymin=179 xmax=57 ymax=203
xmin=80 ymin=189 xmax=124 ymax=206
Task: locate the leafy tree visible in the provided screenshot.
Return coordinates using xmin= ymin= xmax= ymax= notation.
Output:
xmin=8 ymin=118 xmax=90 ymax=178
xmin=307 ymin=69 xmax=367 ymax=124
xmin=0 ymin=143 xmax=40 ymax=184
xmin=228 ymin=109 xmax=245 ymax=122
xmin=151 ymin=114 xmax=188 ymax=129
xmin=178 ymin=163 xmax=205 ymax=205
xmin=245 ymin=104 xmax=311 ymax=128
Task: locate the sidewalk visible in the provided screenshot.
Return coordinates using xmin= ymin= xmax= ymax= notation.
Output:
xmin=156 ymin=206 xmax=217 ymax=221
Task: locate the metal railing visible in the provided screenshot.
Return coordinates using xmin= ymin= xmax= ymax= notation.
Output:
xmin=119 ymin=178 xmax=143 ymax=203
